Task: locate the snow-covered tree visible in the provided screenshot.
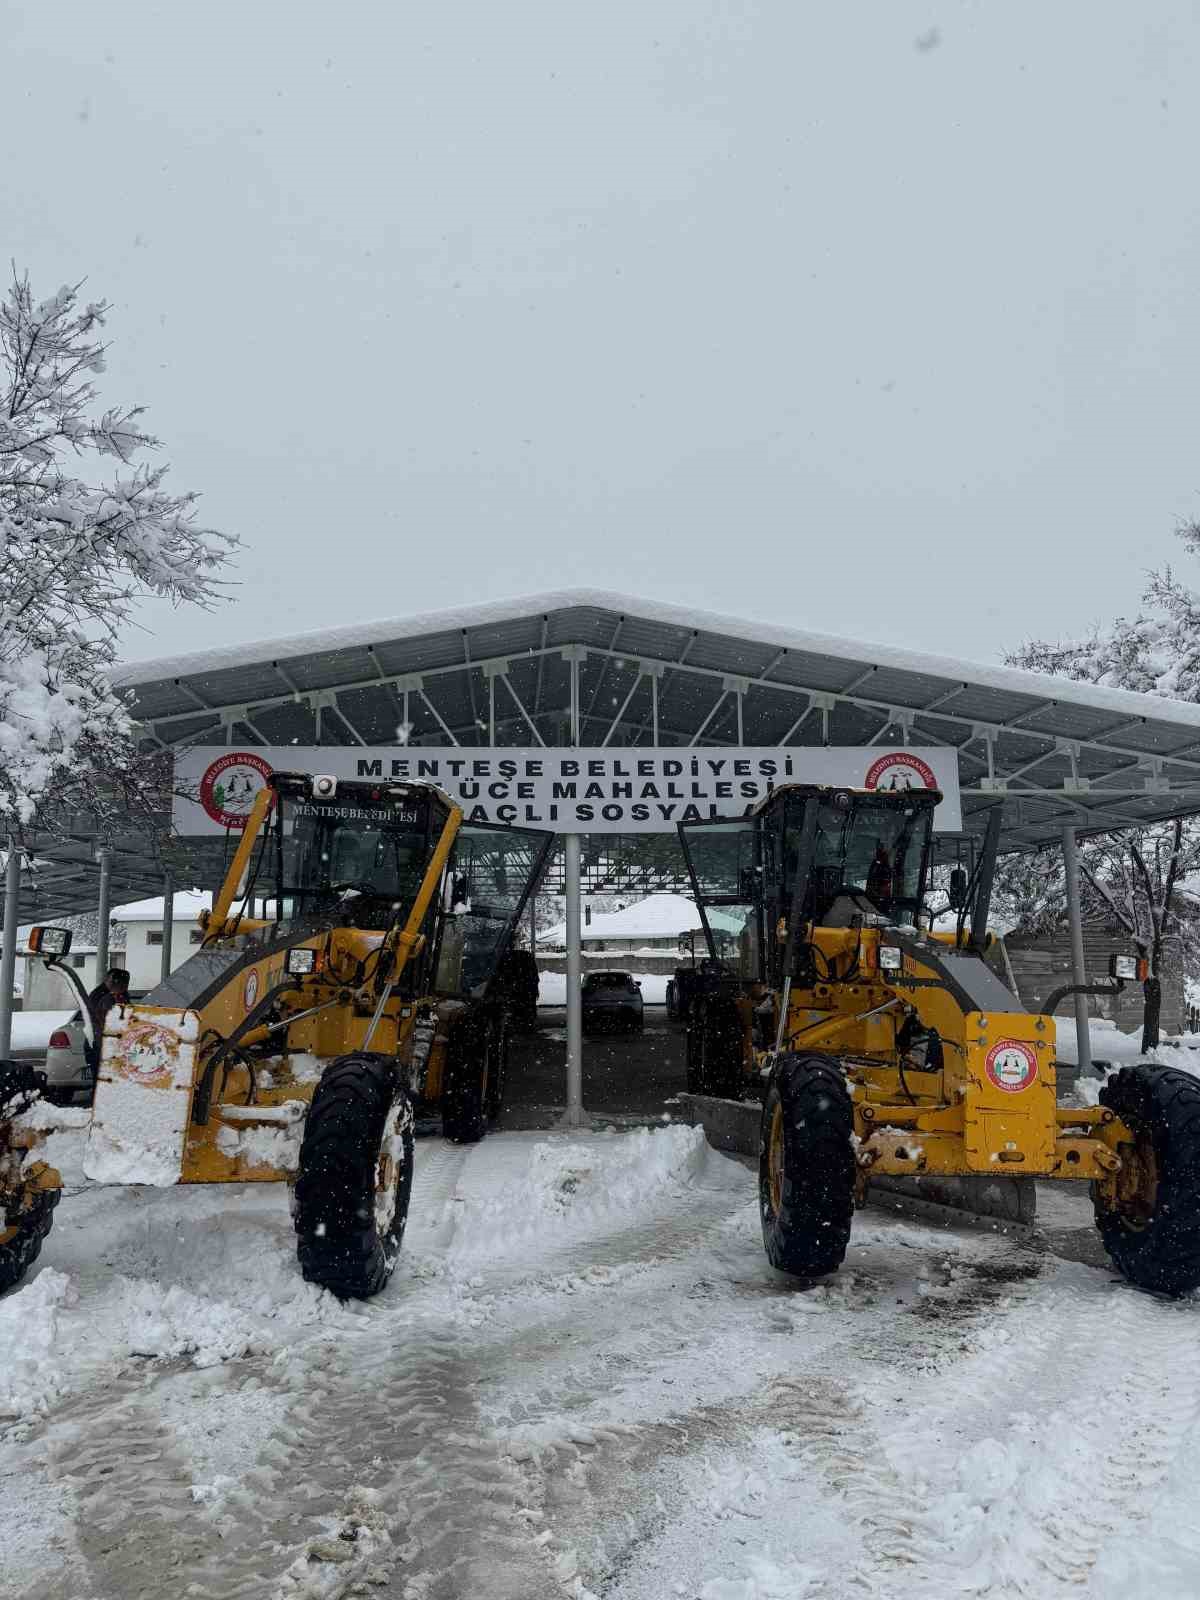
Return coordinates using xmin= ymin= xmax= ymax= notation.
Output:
xmin=1010 ymin=520 xmax=1200 ymax=698
xmin=0 ymin=271 xmax=234 ymax=836
xmin=1002 ymin=522 xmax=1200 ymax=1044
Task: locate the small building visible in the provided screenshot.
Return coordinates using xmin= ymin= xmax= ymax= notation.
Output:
xmin=112 ymin=890 xmax=212 ymax=992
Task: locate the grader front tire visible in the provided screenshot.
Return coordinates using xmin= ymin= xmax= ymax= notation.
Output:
xmin=293 ymin=1054 xmax=414 ymax=1300
xmin=0 ymin=1062 xmax=61 ymax=1297
xmin=0 ymin=1187 xmax=59 ymax=1297
xmin=759 ymin=1054 xmax=855 ymax=1279
xmin=1095 ymin=1063 xmax=1200 ymax=1297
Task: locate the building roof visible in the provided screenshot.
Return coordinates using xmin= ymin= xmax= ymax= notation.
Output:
xmin=11 ymin=587 xmax=1200 ymax=921
xmin=112 ymin=890 xmax=213 ymax=923
xmin=540 ymin=893 xmax=743 ymax=948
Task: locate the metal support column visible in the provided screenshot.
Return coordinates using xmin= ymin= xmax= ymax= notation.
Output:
xmin=0 ymin=841 xmax=21 ymax=1057
xmin=160 ymin=872 xmax=175 ymax=982
xmin=95 ymin=848 xmax=113 ymax=976
xmin=563 ymin=834 xmax=584 ymax=1126
xmin=529 ymin=892 xmax=537 ymax=953
xmin=1061 ymin=825 xmax=1092 ymax=1075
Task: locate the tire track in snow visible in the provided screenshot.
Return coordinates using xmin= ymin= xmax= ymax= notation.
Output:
xmin=860 ymin=1264 xmax=1200 ymax=1597
xmin=16 ymin=1133 xmax=1059 ymax=1600
xmin=26 ymin=1140 xmax=499 ymax=1600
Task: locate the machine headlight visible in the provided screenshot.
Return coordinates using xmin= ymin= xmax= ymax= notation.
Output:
xmin=286 ymin=947 xmax=318 ymax=977
xmin=879 ymin=944 xmax=903 ymax=972
xmin=311 ymin=774 xmax=338 ymax=800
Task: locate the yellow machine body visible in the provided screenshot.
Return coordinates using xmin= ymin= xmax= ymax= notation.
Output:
xmin=679 ymin=783 xmax=1134 ymax=1211
xmin=23 ymin=770 xmax=547 ymax=1193
xmin=768 ymin=923 xmax=1126 ymax=1193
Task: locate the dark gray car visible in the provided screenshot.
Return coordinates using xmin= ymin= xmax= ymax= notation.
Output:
xmin=581 ymin=970 xmax=644 ymax=1035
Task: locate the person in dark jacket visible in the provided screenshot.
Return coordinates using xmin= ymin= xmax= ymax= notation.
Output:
xmin=85 ymin=967 xmax=130 ymax=1076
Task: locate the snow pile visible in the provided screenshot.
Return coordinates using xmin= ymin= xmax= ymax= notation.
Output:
xmin=13 ymin=1100 xmax=90 ymax=1185
xmin=0 ymin=1184 xmax=356 ymax=1421
xmin=448 ymin=1125 xmax=714 ymax=1262
xmin=0 ymin=1268 xmax=78 ymax=1417
xmin=1053 ymin=1017 xmax=1145 ymax=1067
xmin=216 ymin=1101 xmax=308 ymax=1172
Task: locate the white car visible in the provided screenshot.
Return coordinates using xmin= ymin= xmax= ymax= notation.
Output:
xmin=40 ymin=993 xmax=147 ymax=1105
xmin=40 ymin=1011 xmax=93 ymax=1105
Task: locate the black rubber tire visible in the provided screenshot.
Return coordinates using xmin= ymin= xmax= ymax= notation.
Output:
xmin=0 ymin=1187 xmax=60 ymax=1297
xmin=759 ymin=1053 xmax=855 ymax=1278
xmin=293 ymin=1053 xmax=414 ymax=1300
xmin=442 ymin=1019 xmax=491 ymax=1144
xmin=1095 ymin=1063 xmax=1200 ymax=1296
xmin=685 ymin=999 xmax=744 ymax=1099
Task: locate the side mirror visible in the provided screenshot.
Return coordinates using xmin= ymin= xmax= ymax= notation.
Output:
xmin=947 ymin=869 xmax=968 ymax=910
xmin=28 ymin=926 xmax=72 ymax=958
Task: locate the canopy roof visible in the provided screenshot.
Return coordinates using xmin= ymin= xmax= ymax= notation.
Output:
xmin=11 ymin=588 xmax=1200 ymax=921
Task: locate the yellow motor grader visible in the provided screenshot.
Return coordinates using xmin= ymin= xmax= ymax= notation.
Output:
xmin=0 ymin=772 xmax=548 ymax=1299
xmin=678 ymin=783 xmax=1200 ymax=1296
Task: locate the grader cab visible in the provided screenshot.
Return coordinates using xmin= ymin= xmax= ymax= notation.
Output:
xmin=680 ymin=783 xmax=1200 ymax=1297
xmin=1 ymin=772 xmax=548 ymax=1300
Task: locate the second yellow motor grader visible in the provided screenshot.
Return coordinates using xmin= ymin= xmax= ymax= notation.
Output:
xmin=1 ymin=771 xmax=548 ymax=1299
xmin=678 ymin=784 xmax=1200 ymax=1297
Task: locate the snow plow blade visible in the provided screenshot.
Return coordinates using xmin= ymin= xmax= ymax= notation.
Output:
xmin=83 ymin=1007 xmax=200 ymax=1186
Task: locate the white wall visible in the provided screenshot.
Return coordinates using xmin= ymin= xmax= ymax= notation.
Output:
xmin=120 ymin=917 xmax=206 ymax=991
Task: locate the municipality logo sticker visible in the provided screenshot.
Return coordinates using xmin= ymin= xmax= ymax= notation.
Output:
xmin=863 ymin=752 xmax=938 ymax=793
xmin=984 ymin=1039 xmax=1038 ymax=1094
xmin=199 ymin=751 xmax=273 ymax=829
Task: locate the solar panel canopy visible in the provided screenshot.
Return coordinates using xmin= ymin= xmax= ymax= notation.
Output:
xmin=13 ymin=588 xmax=1200 ymax=920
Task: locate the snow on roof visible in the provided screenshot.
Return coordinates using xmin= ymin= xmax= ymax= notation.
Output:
xmin=112 ymin=890 xmax=212 ymax=923
xmin=113 ymin=586 xmax=1200 ymax=730
xmin=539 ymin=893 xmax=741 ymax=947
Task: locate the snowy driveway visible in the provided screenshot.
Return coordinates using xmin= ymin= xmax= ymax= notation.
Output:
xmin=2 ymin=1123 xmax=1199 ymax=1599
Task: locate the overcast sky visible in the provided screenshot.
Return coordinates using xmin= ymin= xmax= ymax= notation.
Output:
xmin=5 ymin=1 xmax=1198 ymax=669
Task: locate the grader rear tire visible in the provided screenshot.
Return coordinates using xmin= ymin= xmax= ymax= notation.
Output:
xmin=293 ymin=1054 xmax=414 ymax=1300
xmin=442 ymin=1020 xmax=493 ymax=1144
xmin=1095 ymin=1063 xmax=1200 ymax=1297
xmin=759 ymin=1053 xmax=855 ymax=1278
xmin=685 ymin=999 xmax=744 ymax=1100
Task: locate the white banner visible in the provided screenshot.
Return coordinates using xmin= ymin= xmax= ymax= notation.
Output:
xmin=173 ymin=746 xmax=962 ymax=836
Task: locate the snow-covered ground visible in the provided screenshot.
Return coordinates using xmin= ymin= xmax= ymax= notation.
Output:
xmin=3 ymin=1119 xmax=1200 ymax=1599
